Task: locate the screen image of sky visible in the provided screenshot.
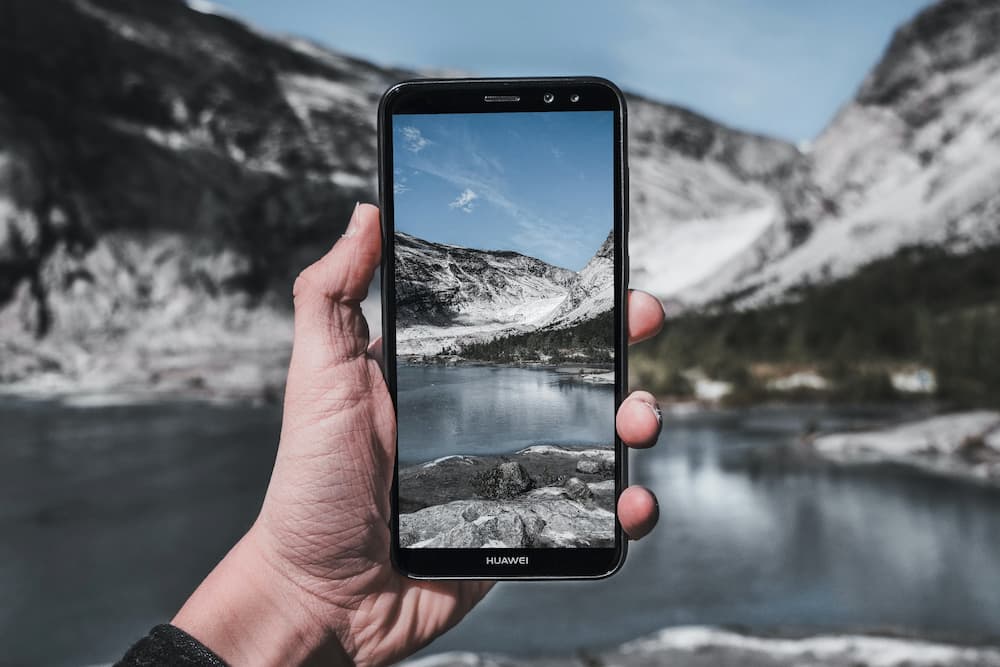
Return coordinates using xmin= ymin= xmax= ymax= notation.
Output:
xmin=392 ymin=111 xmax=613 ymax=272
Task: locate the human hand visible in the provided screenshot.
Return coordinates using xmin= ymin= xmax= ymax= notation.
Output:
xmin=172 ymin=204 xmax=666 ymax=666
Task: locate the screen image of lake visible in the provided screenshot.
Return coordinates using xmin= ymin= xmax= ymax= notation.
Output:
xmin=396 ymin=365 xmax=614 ymax=465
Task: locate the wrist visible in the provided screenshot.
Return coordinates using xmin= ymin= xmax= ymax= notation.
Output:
xmin=172 ymin=528 xmax=352 ymax=666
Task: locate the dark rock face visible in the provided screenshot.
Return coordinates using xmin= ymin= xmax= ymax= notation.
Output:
xmin=857 ymin=0 xmax=1000 ymax=110
xmin=472 ymin=461 xmax=535 ymax=499
xmin=0 ymin=0 xmax=403 ymax=304
xmin=0 ymin=0 xmax=404 ymax=395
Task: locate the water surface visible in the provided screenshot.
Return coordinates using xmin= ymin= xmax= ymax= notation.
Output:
xmin=397 ymin=365 xmax=614 ymax=464
xmin=3 ymin=394 xmax=1000 ymax=666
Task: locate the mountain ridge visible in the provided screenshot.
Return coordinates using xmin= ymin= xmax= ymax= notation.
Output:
xmin=394 ymin=230 xmax=610 ymax=358
xmin=1 ymin=0 xmax=997 ymax=397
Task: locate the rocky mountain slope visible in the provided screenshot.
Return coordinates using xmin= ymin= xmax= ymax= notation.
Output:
xmin=395 ymin=231 xmax=610 ymax=357
xmin=683 ymin=0 xmax=1000 ymax=308
xmin=542 ymin=231 xmax=614 ymax=330
xmin=0 ymin=0 xmax=401 ymax=397
xmin=625 ymin=94 xmax=823 ymax=304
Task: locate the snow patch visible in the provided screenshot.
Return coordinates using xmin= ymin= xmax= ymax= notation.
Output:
xmin=630 ymin=204 xmax=778 ymax=300
xmin=517 ymin=445 xmax=613 ymax=459
xmin=767 ymin=371 xmax=829 ymax=391
xmin=814 ymin=411 xmax=1000 ymax=461
xmin=185 ymin=0 xmax=223 ymax=15
xmin=278 ymin=73 xmax=369 ymax=135
xmin=620 ymin=626 xmax=1000 ymax=666
xmin=421 ymin=455 xmax=477 ymax=468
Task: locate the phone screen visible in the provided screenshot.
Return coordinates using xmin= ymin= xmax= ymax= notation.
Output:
xmin=391 ymin=110 xmax=616 ymax=550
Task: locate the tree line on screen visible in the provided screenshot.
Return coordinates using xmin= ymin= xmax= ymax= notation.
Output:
xmin=455 ymin=311 xmax=615 ymax=364
xmin=631 ymin=243 xmax=1000 ymax=407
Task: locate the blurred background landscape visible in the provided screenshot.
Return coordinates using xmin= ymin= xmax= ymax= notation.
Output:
xmin=1 ymin=0 xmax=999 ymax=665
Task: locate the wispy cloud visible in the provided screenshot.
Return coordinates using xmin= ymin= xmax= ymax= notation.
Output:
xmin=401 ymin=126 xmax=430 ymax=153
xmin=511 ymin=218 xmax=589 ymax=271
xmin=393 ymin=167 xmax=410 ymax=194
xmin=449 ymin=188 xmax=478 ymax=213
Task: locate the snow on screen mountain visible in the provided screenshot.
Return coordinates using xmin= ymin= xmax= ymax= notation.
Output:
xmin=394 ymin=231 xmax=611 ymax=356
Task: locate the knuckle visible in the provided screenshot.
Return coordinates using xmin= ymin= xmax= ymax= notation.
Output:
xmin=292 ymin=268 xmax=316 ymax=300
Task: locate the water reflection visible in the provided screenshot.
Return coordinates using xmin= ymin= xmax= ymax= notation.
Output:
xmin=396 ymin=365 xmax=614 ymax=464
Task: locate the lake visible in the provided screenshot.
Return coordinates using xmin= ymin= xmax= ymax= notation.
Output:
xmin=396 ymin=364 xmax=614 ymax=464
xmin=2 ymin=387 xmax=1000 ymax=665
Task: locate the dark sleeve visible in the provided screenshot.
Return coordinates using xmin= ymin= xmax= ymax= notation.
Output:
xmin=115 ymin=624 xmax=227 ymax=666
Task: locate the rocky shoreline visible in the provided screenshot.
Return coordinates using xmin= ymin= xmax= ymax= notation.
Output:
xmin=405 ymin=626 xmax=1000 ymax=667
xmin=398 ymin=445 xmax=616 ymax=548
xmin=400 ymin=357 xmax=615 ymax=383
xmin=809 ymin=410 xmax=1000 ymax=486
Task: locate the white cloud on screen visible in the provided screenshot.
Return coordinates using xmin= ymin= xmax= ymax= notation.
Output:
xmin=401 ymin=126 xmax=430 ymax=153
xmin=449 ymin=188 xmax=479 ymax=213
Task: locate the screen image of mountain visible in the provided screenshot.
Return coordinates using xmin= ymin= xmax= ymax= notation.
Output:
xmin=395 ymin=230 xmax=614 ymax=360
xmin=394 ymin=231 xmax=616 ymax=549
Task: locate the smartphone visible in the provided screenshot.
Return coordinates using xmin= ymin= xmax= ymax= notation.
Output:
xmin=378 ymin=77 xmax=628 ymax=579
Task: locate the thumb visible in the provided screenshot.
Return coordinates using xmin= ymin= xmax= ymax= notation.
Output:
xmin=290 ymin=203 xmax=382 ymax=369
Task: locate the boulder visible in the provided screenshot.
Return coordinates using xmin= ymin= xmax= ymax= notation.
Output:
xmin=472 ymin=461 xmax=535 ymax=499
xmin=563 ymin=476 xmax=593 ymax=502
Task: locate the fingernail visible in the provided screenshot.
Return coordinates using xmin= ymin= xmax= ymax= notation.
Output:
xmin=343 ymin=202 xmax=361 ymax=238
xmin=649 ymin=402 xmax=662 ymax=426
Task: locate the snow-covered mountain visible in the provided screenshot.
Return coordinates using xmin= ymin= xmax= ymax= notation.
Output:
xmin=542 ymin=231 xmax=614 ymax=330
xmin=1 ymin=0 xmax=997 ymax=396
xmin=641 ymin=0 xmax=1000 ymax=309
xmin=625 ymin=95 xmax=819 ymax=304
xmin=395 ymin=231 xmax=611 ymax=356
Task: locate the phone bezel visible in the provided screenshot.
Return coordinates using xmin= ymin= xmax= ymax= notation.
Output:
xmin=378 ymin=77 xmax=629 ymax=579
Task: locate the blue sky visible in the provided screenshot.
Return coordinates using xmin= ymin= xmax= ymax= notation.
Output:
xmin=212 ymin=0 xmax=931 ymax=142
xmin=393 ymin=112 xmax=613 ymax=271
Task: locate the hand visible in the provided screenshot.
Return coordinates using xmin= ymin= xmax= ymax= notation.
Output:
xmin=172 ymin=204 xmax=666 ymax=666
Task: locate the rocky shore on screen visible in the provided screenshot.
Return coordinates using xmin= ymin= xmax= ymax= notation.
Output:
xmin=398 ymin=445 xmax=615 ymax=548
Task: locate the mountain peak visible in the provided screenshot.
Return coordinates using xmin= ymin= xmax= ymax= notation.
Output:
xmin=857 ymin=0 xmax=1000 ymax=108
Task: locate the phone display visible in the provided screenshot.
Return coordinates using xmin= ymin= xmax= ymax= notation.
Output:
xmin=380 ymin=79 xmax=627 ymax=578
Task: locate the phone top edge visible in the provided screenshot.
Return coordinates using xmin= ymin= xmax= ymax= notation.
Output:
xmin=379 ymin=77 xmax=626 ymax=117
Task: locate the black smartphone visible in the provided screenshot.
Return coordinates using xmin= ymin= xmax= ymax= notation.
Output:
xmin=378 ymin=77 xmax=628 ymax=579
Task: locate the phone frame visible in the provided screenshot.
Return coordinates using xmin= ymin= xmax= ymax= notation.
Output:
xmin=378 ymin=77 xmax=629 ymax=579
